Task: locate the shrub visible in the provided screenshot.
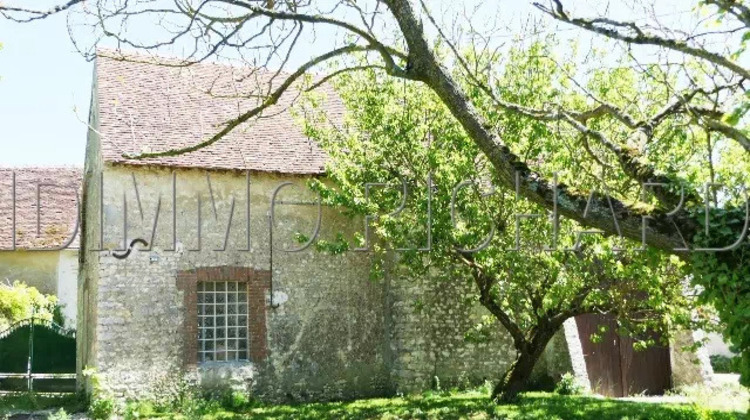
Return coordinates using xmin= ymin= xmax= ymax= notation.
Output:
xmin=83 ymin=368 xmax=116 ymax=420
xmin=0 ymin=281 xmax=61 ymax=330
xmin=710 ymin=355 xmax=741 ymax=374
xmin=554 ymin=373 xmax=584 ymax=396
xmin=219 ymin=391 xmax=254 ymax=412
xmin=89 ymin=396 xmax=115 ymax=420
xmin=47 ymin=408 xmax=70 ymax=420
xmin=124 ymin=401 xmax=157 ymax=420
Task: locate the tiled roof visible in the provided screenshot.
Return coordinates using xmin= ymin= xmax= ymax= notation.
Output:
xmin=95 ymin=51 xmax=344 ymax=174
xmin=0 ymin=167 xmax=82 ymax=250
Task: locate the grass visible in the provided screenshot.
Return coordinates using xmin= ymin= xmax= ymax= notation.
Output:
xmin=133 ymin=389 xmax=747 ymax=420
xmin=1 ymin=389 xmax=746 ymax=419
xmin=670 ymin=382 xmax=749 ymax=414
xmin=0 ymin=392 xmax=88 ymax=415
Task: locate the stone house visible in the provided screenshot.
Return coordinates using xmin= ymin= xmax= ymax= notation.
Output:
xmin=78 ymin=52 xmax=709 ymax=401
xmin=0 ymin=167 xmax=81 ymax=326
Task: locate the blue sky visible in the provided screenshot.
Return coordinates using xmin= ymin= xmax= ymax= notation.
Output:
xmin=0 ymin=14 xmax=93 ymax=166
xmin=0 ymin=1 xmax=692 ymax=167
xmin=0 ymin=0 xmax=543 ymax=167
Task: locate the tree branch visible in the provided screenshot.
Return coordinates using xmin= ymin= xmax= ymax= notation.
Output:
xmin=124 ymin=44 xmax=377 ymax=159
xmin=216 ymin=0 xmax=410 ymax=78
xmin=535 ymin=0 xmax=750 ymax=80
xmin=457 ymin=251 xmax=529 ymax=351
xmin=384 ymin=0 xmax=693 ymax=251
xmin=0 ymin=0 xmax=84 ymax=22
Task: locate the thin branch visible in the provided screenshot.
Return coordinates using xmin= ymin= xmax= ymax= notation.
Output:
xmin=0 ymin=0 xmax=84 ymax=22
xmin=535 ymin=0 xmax=750 ymax=80
xmin=125 ymin=44 xmax=376 ymax=160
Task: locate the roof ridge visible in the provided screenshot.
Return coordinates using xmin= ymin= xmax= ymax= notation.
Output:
xmin=0 ymin=165 xmax=83 ymax=170
xmin=94 ymin=49 xmax=341 ymax=174
xmin=95 ymin=47 xmax=296 ymax=78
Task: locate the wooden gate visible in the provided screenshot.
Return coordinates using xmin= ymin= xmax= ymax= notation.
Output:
xmin=575 ymin=314 xmax=672 ymax=397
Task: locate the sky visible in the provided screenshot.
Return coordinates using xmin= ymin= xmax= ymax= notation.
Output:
xmin=0 ymin=0 xmax=696 ymax=167
xmin=0 ymin=13 xmax=92 ymax=167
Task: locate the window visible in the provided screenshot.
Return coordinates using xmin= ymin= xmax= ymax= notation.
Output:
xmin=197 ymin=281 xmax=249 ymax=362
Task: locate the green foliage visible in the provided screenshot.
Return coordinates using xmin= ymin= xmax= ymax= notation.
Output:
xmin=89 ymin=396 xmax=115 ymax=420
xmin=299 ymin=38 xmax=703 ymax=387
xmin=83 ymin=368 xmax=116 ymax=420
xmin=219 ymin=391 xmax=255 ymax=412
xmin=554 ymin=373 xmax=584 ymax=396
xmin=124 ymin=400 xmax=157 ymax=420
xmin=670 ymin=382 xmax=749 ymax=414
xmin=47 ymin=408 xmax=70 ymax=420
xmin=92 ymin=391 xmax=743 ymax=419
xmin=691 ymin=207 xmax=750 ymax=387
xmin=118 ymin=373 xmax=258 ymax=420
xmin=0 ymin=281 xmax=60 ymax=331
xmin=0 ymin=392 xmax=87 ymax=416
xmin=3 ymin=388 xmax=743 ymax=419
xmin=710 ymin=355 xmax=742 ymax=374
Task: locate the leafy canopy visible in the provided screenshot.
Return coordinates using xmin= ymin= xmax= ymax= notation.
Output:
xmin=299 ymin=39 xmax=704 ymax=353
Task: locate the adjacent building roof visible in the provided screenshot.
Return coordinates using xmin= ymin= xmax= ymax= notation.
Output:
xmin=0 ymin=167 xmax=82 ymax=251
xmin=94 ymin=51 xmax=344 ymax=174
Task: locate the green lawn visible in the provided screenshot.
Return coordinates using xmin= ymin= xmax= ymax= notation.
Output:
xmin=179 ymin=391 xmax=745 ymax=420
xmin=1 ymin=389 xmax=746 ymax=420
xmin=0 ymin=392 xmax=88 ymax=415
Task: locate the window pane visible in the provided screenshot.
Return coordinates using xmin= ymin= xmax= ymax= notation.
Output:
xmin=198 ymin=280 xmax=251 ymax=364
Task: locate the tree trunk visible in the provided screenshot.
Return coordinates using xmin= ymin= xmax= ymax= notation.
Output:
xmin=491 ymin=331 xmax=556 ymax=403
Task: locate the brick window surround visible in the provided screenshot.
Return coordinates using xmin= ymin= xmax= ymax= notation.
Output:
xmin=177 ymin=266 xmax=269 ymax=368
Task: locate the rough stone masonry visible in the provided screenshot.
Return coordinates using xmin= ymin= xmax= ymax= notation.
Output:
xmin=78 ymin=161 xmax=567 ymax=401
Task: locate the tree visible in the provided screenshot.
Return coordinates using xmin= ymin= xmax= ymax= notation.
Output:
xmin=299 ymin=55 xmax=700 ymax=401
xmin=2 ymin=0 xmax=749 ymax=395
xmin=0 ymin=281 xmax=61 ymax=330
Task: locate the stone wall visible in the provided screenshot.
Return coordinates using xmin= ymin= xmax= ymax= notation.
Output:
xmin=388 ymin=268 xmax=516 ymax=392
xmin=671 ymin=330 xmax=713 ymax=387
xmin=79 ymin=162 xmax=571 ymax=401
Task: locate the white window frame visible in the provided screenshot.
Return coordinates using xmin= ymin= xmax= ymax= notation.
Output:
xmin=197 ymin=280 xmax=249 ymax=362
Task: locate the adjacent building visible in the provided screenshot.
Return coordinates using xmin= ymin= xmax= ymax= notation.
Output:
xmin=0 ymin=167 xmax=81 ymax=327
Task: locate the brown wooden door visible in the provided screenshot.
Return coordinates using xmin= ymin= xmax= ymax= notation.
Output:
xmin=619 ymin=332 xmax=672 ymax=396
xmin=575 ymin=314 xmax=671 ymax=397
xmin=576 ymin=313 xmax=624 ymax=397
